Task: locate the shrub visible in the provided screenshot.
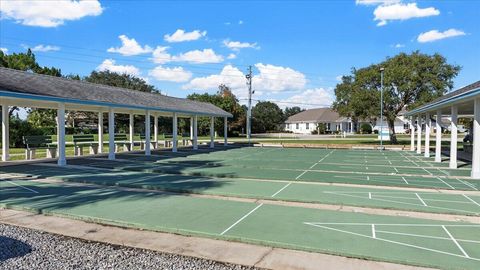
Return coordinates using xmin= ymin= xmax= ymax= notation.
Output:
xmin=360 ymin=124 xmax=372 ymax=134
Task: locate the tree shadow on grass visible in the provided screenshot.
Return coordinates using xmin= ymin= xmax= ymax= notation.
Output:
xmin=0 ymin=236 xmax=32 ymax=262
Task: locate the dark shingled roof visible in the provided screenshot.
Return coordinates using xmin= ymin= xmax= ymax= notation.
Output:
xmin=285 ymin=108 xmax=340 ymax=123
xmin=0 ymin=67 xmax=232 ymax=117
xmin=406 ymin=80 xmax=480 ymax=115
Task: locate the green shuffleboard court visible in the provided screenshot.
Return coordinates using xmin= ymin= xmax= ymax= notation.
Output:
xmin=0 ymin=179 xmax=479 ymax=270
xmin=1 ymin=146 xmax=479 ymax=269
xmin=1 ymin=163 xmax=480 ymax=216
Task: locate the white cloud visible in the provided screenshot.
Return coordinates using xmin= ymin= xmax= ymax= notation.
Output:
xmin=164 ymin=29 xmax=207 ymax=43
xmin=224 ymin=40 xmax=259 ymax=51
xmin=254 ymin=63 xmax=306 ymax=92
xmin=184 ymin=65 xmax=246 ymax=96
xmin=335 ymin=75 xmax=343 ymax=82
xmin=276 ymin=88 xmax=334 ymax=109
xmin=238 ymin=20 xmax=244 ymax=25
xmin=97 ymin=59 xmax=141 ymax=76
xmin=0 ymin=0 xmax=103 ymax=27
xmin=151 ymin=46 xmax=172 ymax=64
xmin=0 ymin=48 xmax=8 ymax=53
xmin=374 ymin=3 xmax=440 ymax=26
xmin=356 ymin=0 xmax=400 ymax=5
xmin=30 ymin=44 xmax=60 ymax=52
xmin=417 ymin=29 xmax=466 ymax=43
xmin=107 ymin=35 xmax=153 ymax=56
xmin=184 ymin=63 xmax=306 ymax=98
xmin=227 ymin=53 xmax=237 ymax=59
xmin=172 ymin=49 xmax=223 ymax=64
xmin=149 ymin=66 xmax=192 ymax=82
xmin=394 ymin=43 xmax=405 ymax=48
xmin=151 ymin=47 xmax=224 ymax=64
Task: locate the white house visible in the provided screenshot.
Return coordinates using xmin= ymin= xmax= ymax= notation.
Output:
xmin=285 ymin=107 xmax=410 ymax=135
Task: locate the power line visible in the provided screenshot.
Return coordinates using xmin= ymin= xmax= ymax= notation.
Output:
xmin=0 ymin=36 xmax=340 ymax=79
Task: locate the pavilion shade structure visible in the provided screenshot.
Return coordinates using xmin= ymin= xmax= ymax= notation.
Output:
xmin=405 ymin=80 xmax=480 ymax=179
xmin=0 ymin=67 xmax=232 ymax=118
xmin=0 ymin=67 xmax=231 ymax=165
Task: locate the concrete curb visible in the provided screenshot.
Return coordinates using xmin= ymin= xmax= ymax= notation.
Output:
xmin=0 ymin=209 xmax=433 ymax=270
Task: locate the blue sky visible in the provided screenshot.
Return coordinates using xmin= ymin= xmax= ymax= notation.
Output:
xmin=1 ymin=0 xmax=479 ymax=109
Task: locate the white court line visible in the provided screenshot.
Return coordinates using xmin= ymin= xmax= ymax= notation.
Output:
xmin=415 ymin=193 xmax=428 ymax=206
xmin=309 ymin=163 xmax=318 ymax=169
xmin=6 ymin=180 xmax=39 ymax=194
xmin=366 ymin=176 xmax=370 ymax=181
xmin=422 ymin=168 xmax=433 ymax=175
xmin=375 ymin=230 xmax=480 ymax=244
xmin=220 ymin=204 xmax=263 ymax=235
xmin=402 ymin=177 xmax=409 ymax=184
xmin=305 ymin=222 xmax=480 ymax=227
xmin=388 ymin=160 xmax=392 ymax=165
xmin=437 ymin=177 xmax=456 ymax=190
xmin=318 ymin=150 xmax=335 ymax=163
xmin=394 ymin=167 xmax=399 ymax=173
xmin=442 ymin=225 xmax=470 ymax=258
xmin=371 ymin=224 xmax=376 ymax=238
xmin=271 ymin=182 xmax=292 ymax=197
xmin=322 ymin=192 xmax=479 ymax=215
xmin=304 ymin=223 xmax=480 ymax=261
xmin=368 ymin=192 xmax=372 ymax=199
xmin=463 ymin=194 xmax=480 ymax=207
xmin=295 ymin=171 xmax=308 ymax=180
xmin=456 ymin=178 xmax=478 ymax=191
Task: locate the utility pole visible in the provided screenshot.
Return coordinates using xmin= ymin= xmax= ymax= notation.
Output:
xmin=246 ymin=65 xmax=253 ymax=143
xmin=380 ymin=67 xmax=385 ymax=150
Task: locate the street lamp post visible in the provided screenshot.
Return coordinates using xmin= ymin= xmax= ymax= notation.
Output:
xmin=380 ymin=67 xmax=385 ymax=150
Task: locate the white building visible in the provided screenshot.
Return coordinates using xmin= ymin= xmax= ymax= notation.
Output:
xmin=285 ymin=107 xmax=410 ymax=135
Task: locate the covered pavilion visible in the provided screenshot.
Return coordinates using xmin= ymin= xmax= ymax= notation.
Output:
xmin=0 ymin=67 xmax=232 ymax=166
xmin=405 ymin=80 xmax=480 ymax=179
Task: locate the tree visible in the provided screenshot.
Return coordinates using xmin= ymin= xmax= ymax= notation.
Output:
xmin=83 ymin=70 xmax=161 ymax=132
xmin=188 ymin=84 xmax=245 ymax=136
xmin=283 ymin=106 xmax=305 ymax=120
xmin=252 ymin=101 xmax=284 ymax=133
xmin=0 ymin=49 xmax=61 ymax=118
xmin=85 ymin=70 xmax=158 ymax=93
xmin=333 ymin=51 xmax=460 ymax=143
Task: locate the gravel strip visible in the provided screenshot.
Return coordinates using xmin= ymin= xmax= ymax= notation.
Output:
xmin=0 ymin=223 xmax=259 ymax=270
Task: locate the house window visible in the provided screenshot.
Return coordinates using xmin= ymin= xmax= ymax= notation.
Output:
xmin=296 ymin=123 xmax=299 ymax=129
xmin=326 ymin=123 xmax=331 ymax=130
xmin=286 ymin=124 xmax=289 ymax=129
xmin=306 ymin=123 xmax=309 ymax=129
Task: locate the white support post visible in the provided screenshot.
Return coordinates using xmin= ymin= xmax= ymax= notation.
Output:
xmin=57 ymin=103 xmax=66 ymax=166
xmin=210 ymin=116 xmax=215 ymax=148
xmin=190 ymin=117 xmax=194 ymax=140
xmin=410 ymin=116 xmax=415 ymax=151
xmin=435 ymin=110 xmax=442 ymax=162
xmin=172 ymin=112 xmax=178 ymax=152
xmin=98 ymin=112 xmax=103 ymax=154
xmin=145 ymin=110 xmax=151 ymax=156
xmin=424 ymin=113 xmax=431 ymax=158
xmin=224 ymin=117 xmax=228 ymax=146
xmin=2 ymin=103 xmax=9 ymax=161
xmin=450 ymin=106 xmax=458 ymax=169
xmin=108 ymin=108 xmax=115 ymax=160
xmin=129 ymin=113 xmax=134 ymax=151
xmin=416 ymin=115 xmax=422 ymax=154
xmin=193 ymin=115 xmax=198 ymax=150
xmin=153 ymin=114 xmax=158 ymax=149
xmin=472 ymin=98 xmax=480 ymax=179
